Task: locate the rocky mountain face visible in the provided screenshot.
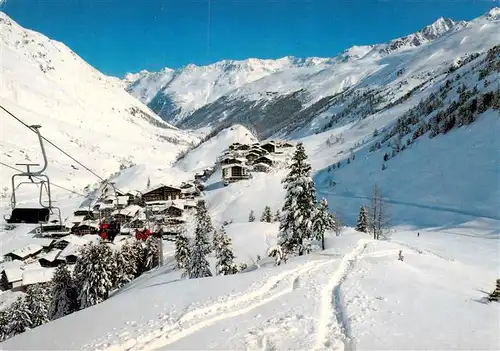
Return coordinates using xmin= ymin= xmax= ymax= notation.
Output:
xmin=126 ymin=9 xmax=498 ymax=139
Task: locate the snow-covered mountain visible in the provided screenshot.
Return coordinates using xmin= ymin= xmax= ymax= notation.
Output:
xmin=0 ymin=12 xmax=197 ymax=206
xmin=125 ymin=9 xmax=499 ymax=137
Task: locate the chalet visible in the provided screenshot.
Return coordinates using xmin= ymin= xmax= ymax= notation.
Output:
xmin=180 ymin=182 xmax=201 ymax=198
xmin=38 ymin=249 xmax=62 ymax=268
xmin=112 ymin=204 xmax=141 ymax=223
xmin=222 ymin=164 xmax=250 ymax=185
xmin=254 ymin=155 xmax=274 ymax=167
xmin=260 ymin=141 xmax=277 ymax=153
xmin=161 ymin=204 xmax=184 ymax=218
xmin=75 ymin=220 xmax=99 ymax=235
xmin=245 ymin=151 xmax=261 ymax=163
xmin=57 ymin=243 xmax=81 ymax=264
xmin=53 ymin=234 xmax=89 ymax=250
xmin=228 ymin=142 xmax=242 ymax=151
xmin=253 ymin=163 xmax=272 ymax=172
xmin=142 ymin=184 xmax=183 ymax=202
xmin=235 ymin=144 xmax=251 ymax=151
xmin=3 ymin=244 xmax=44 ymax=262
xmin=220 ymin=156 xmax=245 ymax=166
xmin=279 ymin=141 xmax=294 ymax=148
xmin=184 ymin=199 xmax=197 ymax=210
xmin=0 ymin=260 xmax=23 ymax=291
xmin=129 ymin=218 xmax=146 ymax=229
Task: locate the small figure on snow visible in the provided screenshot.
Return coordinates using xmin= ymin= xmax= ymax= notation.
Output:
xmin=417 ymin=232 xmax=420 ymax=237
xmin=398 ymin=250 xmax=404 ymax=262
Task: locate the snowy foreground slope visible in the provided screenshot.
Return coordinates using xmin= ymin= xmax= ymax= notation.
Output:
xmin=2 ymin=231 xmax=498 ymax=350
xmin=0 ymin=12 xmax=196 ymax=211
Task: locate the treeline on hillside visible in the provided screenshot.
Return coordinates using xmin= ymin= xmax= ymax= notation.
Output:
xmin=0 ymin=237 xmax=160 ymax=342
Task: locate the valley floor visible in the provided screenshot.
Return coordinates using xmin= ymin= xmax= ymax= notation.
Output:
xmin=2 ymin=225 xmax=498 ymax=351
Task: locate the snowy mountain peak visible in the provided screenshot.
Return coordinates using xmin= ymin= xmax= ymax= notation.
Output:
xmin=421 ymin=17 xmax=456 ymax=39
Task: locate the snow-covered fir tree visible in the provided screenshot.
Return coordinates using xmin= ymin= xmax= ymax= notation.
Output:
xmin=25 ymin=283 xmax=50 ymax=328
xmin=273 ymin=209 xmax=280 ymax=222
xmin=0 ymin=310 xmax=8 ymax=342
xmin=356 ymin=206 xmax=368 ymax=233
xmin=111 ymin=249 xmax=128 ymax=289
xmin=214 ymin=226 xmax=238 ymax=276
xmin=74 ymin=242 xmax=115 ymax=309
xmin=119 ymin=241 xmax=140 ymax=283
xmin=131 ymin=240 xmax=147 ymax=276
xmin=260 ymin=206 xmax=272 ymax=222
xmin=49 ymin=264 xmax=78 ymax=320
xmin=144 ymin=236 xmax=160 ymax=271
xmin=248 ymin=210 xmax=256 ymax=222
xmin=189 ymin=200 xmax=213 ymax=278
xmin=175 ymin=228 xmax=191 ymax=272
xmin=278 ymin=142 xmax=317 ymax=256
xmin=5 ymin=297 xmax=32 ymax=338
xmin=312 ymin=198 xmax=336 ymax=250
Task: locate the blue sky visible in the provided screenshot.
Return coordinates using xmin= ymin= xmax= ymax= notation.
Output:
xmin=1 ymin=0 xmax=497 ymax=77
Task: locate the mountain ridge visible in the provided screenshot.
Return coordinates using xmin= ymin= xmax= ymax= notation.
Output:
xmin=124 ymin=8 xmax=499 ymax=132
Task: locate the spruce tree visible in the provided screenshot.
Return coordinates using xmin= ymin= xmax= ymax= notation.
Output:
xmin=356 ymin=206 xmax=368 ymax=233
xmin=111 ymin=249 xmax=128 ymax=289
xmin=273 ymin=209 xmax=280 ymax=222
xmin=74 ymin=242 xmax=115 ymax=309
xmin=312 ymin=198 xmax=336 ymax=250
xmin=214 ymin=226 xmax=238 ymax=276
xmin=260 ymin=206 xmax=272 ymax=222
xmin=175 ymin=228 xmax=191 ymax=271
xmin=144 ymin=236 xmax=160 ymax=271
xmin=119 ymin=241 xmax=139 ymax=283
xmin=25 ymin=283 xmax=50 ymax=328
xmin=189 ymin=200 xmax=213 ymax=278
xmin=0 ymin=310 xmax=8 ymax=342
xmin=278 ymin=142 xmax=317 ymax=256
xmin=248 ymin=210 xmax=256 ymax=222
xmin=49 ymin=264 xmax=78 ymax=320
xmin=5 ymin=297 xmax=32 ymax=338
xmin=130 ymin=240 xmax=147 ymax=277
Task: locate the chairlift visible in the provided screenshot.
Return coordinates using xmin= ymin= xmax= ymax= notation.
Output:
xmin=3 ymin=125 xmax=62 ymax=225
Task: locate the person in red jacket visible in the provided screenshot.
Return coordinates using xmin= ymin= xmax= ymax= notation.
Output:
xmin=143 ymin=228 xmax=151 ymax=241
xmin=99 ymin=221 xmax=108 ymax=241
xmin=135 ymin=228 xmax=142 ymax=241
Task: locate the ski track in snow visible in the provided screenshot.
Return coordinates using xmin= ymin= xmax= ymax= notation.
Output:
xmin=314 ymin=239 xmax=369 ymax=351
xmin=98 ymin=259 xmax=330 ymax=351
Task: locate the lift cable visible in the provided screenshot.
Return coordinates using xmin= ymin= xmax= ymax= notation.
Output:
xmin=1 ymin=105 xmax=128 ymax=195
xmin=0 ymin=161 xmax=86 ymax=198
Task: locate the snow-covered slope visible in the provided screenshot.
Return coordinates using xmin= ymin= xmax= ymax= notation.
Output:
xmin=125 ymin=9 xmax=499 ymax=139
xmin=2 ymin=230 xmax=498 ymax=350
xmin=0 ymin=12 xmax=197 ymax=212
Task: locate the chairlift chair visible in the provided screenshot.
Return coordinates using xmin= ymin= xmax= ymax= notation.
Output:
xmin=3 ymin=125 xmax=60 ymax=225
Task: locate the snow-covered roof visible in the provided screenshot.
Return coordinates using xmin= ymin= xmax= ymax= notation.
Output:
xmin=38 ymin=249 xmax=61 ymax=263
xmin=34 ymin=238 xmax=56 ymax=248
xmin=6 ymin=244 xmax=43 ymax=260
xmin=59 ymin=243 xmax=82 ymax=259
xmin=55 ymin=234 xmax=88 ymax=246
xmin=222 ymin=163 xmax=249 ymax=170
xmin=143 ymin=183 xmax=181 ymax=194
xmin=81 ymin=235 xmax=101 ymax=243
xmin=117 ymin=195 xmax=129 ymax=206
xmin=23 ymin=261 xmax=42 ymax=271
xmin=78 ymin=220 xmax=99 ymax=229
xmin=253 ymin=162 xmax=271 ymax=168
xmin=4 ymin=267 xmax=23 ymax=283
xmin=1 ymin=261 xmax=24 ymax=283
xmin=67 ymin=214 xmax=86 ymax=223
xmin=112 ymin=204 xmax=141 ymax=217
xmin=22 ymin=267 xmax=56 ymax=286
